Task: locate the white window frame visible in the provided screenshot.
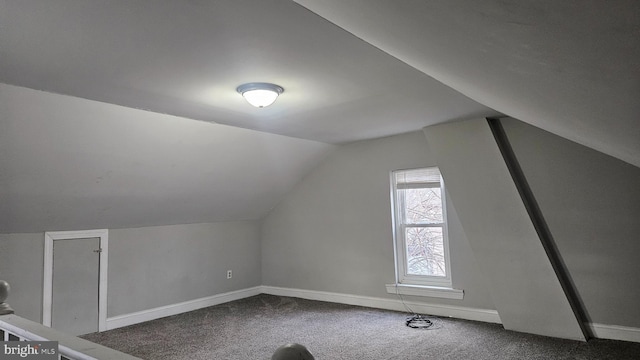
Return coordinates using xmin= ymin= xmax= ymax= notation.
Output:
xmin=391 ymin=167 xmax=453 ymax=288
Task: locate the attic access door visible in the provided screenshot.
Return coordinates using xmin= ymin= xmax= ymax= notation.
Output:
xmin=43 ymin=229 xmax=108 ymax=334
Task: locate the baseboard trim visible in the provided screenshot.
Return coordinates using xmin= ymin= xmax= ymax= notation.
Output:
xmin=104 ymin=285 xmax=640 ymax=344
xmin=587 ymin=323 xmax=640 ymax=343
xmin=105 ymin=286 xmax=262 ymax=330
xmin=260 ymin=285 xmax=502 ymax=324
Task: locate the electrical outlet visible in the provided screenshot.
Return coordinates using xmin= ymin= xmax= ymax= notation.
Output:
xmin=226 ymin=270 xmax=232 ymax=279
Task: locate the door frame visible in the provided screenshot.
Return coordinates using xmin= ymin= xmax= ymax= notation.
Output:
xmin=43 ymin=229 xmax=108 ymax=332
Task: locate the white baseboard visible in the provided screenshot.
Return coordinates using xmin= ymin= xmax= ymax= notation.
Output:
xmin=587 ymin=323 xmax=640 ymax=343
xmin=104 ymin=285 xmax=640 ymax=344
xmin=105 ymin=286 xmax=261 ymax=330
xmin=260 ymin=285 xmax=502 ymax=324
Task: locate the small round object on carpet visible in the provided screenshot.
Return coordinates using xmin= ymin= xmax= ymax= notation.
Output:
xmin=271 ymin=343 xmax=315 ymax=360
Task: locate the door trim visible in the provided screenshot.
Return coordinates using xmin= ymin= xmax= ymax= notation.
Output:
xmin=43 ymin=229 xmax=108 ymax=332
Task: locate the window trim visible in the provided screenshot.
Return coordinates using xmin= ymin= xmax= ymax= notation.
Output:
xmin=385 ymin=283 xmax=463 ymax=300
xmin=391 ymin=167 xmax=453 ymax=289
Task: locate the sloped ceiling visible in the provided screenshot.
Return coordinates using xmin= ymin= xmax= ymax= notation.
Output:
xmin=0 ymin=0 xmax=495 ymax=143
xmin=1 ymin=0 xmax=638 ymax=232
xmin=0 ymin=84 xmax=334 ymax=233
xmin=294 ymin=0 xmax=640 ymax=167
xmin=0 ymin=0 xmax=497 ymax=233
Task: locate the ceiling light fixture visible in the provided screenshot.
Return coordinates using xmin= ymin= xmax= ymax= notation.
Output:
xmin=236 ymin=82 xmax=284 ymax=108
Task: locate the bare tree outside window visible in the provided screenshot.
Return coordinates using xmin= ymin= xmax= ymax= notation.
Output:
xmin=406 ymin=227 xmax=445 ymax=276
xmin=392 ymin=167 xmax=451 ymax=287
xmin=404 ymin=187 xmax=445 ymax=276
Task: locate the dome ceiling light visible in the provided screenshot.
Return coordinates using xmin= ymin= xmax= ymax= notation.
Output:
xmin=236 ymin=82 xmax=284 ymax=108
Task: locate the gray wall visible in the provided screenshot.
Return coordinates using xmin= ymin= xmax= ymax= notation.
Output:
xmin=0 ymin=220 xmax=261 ymax=321
xmin=423 ymin=118 xmax=584 ymax=340
xmin=108 ymin=221 xmax=261 ymax=317
xmin=502 ymin=119 xmax=640 ymax=328
xmin=3 ymin=118 xmax=638 ymax=331
xmin=0 ymin=232 xmax=44 ymax=321
xmin=261 ymin=131 xmax=496 ymax=310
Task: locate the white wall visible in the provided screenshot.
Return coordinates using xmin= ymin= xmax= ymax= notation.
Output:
xmin=261 ymin=131 xmax=496 ymax=310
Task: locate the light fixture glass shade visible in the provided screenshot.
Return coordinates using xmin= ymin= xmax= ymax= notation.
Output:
xmin=237 ymin=83 xmax=284 ymax=108
xmin=243 ymin=89 xmax=279 ymax=108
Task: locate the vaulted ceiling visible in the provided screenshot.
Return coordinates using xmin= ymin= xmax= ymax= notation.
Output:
xmin=1 ymin=0 xmax=638 ymax=232
xmin=0 ymin=0 xmax=495 ymax=144
xmin=292 ymin=0 xmax=640 ymax=167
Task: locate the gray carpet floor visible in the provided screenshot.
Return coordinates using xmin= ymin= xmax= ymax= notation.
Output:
xmin=82 ymin=294 xmax=640 ymax=359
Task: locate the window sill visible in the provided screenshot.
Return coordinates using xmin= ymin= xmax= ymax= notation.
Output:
xmin=385 ymin=284 xmax=464 ymax=300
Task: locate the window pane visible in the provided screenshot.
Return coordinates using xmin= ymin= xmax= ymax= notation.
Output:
xmin=403 ymin=188 xmax=443 ymax=224
xmin=405 ymin=227 xmax=445 ymax=277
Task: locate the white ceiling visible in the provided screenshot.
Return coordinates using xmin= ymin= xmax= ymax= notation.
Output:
xmin=1 ymin=0 xmax=638 ymax=232
xmin=293 ymin=0 xmax=640 ymax=167
xmin=0 ymin=83 xmax=335 ymax=233
xmin=0 ymin=0 xmax=496 ymax=144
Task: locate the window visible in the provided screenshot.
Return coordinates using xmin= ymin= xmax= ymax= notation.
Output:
xmin=391 ymin=167 xmax=452 ymax=288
